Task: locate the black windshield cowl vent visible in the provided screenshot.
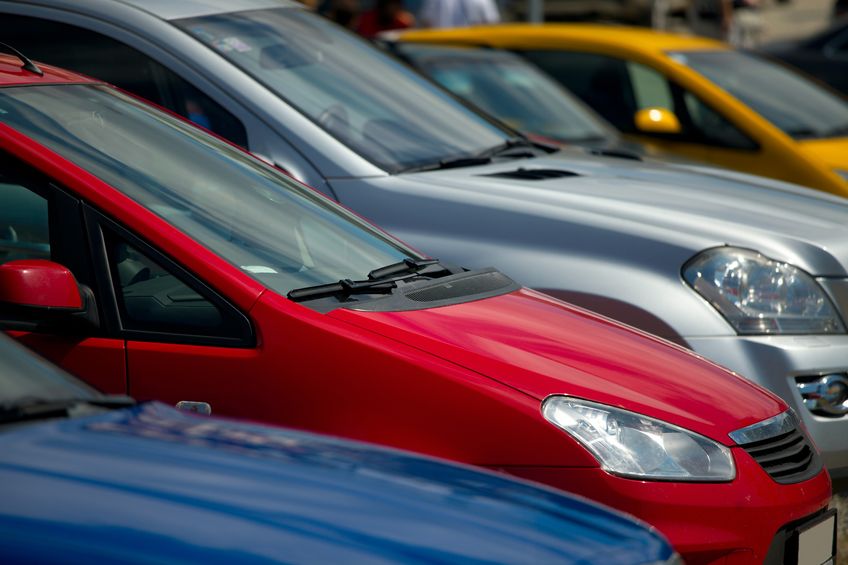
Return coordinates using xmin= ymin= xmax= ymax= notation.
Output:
xmin=481 ymin=168 xmax=579 ymax=181
xmin=406 ymin=271 xmax=510 ymax=303
xmin=351 ymin=268 xmax=520 ymax=312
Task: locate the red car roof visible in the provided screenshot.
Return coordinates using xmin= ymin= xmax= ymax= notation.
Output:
xmin=0 ymin=54 xmax=97 ymax=87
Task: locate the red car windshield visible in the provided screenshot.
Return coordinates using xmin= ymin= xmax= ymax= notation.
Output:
xmin=0 ymin=84 xmax=417 ymax=295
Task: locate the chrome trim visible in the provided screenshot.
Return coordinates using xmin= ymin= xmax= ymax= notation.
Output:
xmin=175 ymin=401 xmax=212 ymax=415
xmin=728 ymin=410 xmax=796 ymax=445
xmin=797 ymin=374 xmax=848 ymax=417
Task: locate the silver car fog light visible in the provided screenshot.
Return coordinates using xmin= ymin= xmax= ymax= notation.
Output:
xmin=796 ymin=374 xmax=848 ymax=417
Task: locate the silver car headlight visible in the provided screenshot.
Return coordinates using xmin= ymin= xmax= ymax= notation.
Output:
xmin=541 ymin=396 xmax=735 ymax=481
xmin=683 ymin=247 xmax=845 ymax=335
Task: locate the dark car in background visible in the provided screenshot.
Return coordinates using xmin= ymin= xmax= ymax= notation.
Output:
xmin=763 ymin=18 xmax=848 ymax=97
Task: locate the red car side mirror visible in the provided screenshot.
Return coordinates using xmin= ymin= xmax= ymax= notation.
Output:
xmin=0 ymin=260 xmax=83 ymax=310
xmin=0 ymin=260 xmax=98 ymax=331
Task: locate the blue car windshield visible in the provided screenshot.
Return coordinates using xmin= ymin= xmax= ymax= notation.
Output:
xmin=0 ymin=85 xmax=417 ymax=295
xmin=0 ymin=336 xmax=97 ymax=406
xmin=670 ymin=50 xmax=848 ymax=139
xmin=397 ymin=44 xmax=614 ymax=144
xmin=174 ymin=7 xmax=510 ymax=172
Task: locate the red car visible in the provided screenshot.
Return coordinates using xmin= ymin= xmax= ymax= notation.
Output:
xmin=0 ymin=53 xmax=834 ymax=564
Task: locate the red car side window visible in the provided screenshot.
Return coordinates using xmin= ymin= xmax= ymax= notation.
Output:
xmin=0 ymin=179 xmax=49 ymax=264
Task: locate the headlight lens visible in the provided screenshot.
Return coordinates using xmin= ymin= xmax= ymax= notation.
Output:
xmin=542 ymin=396 xmax=735 ymax=481
xmin=835 ymin=169 xmax=848 ymax=181
xmin=683 ymin=247 xmax=844 ymax=335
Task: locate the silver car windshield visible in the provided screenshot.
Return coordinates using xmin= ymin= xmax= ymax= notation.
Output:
xmin=397 ymin=44 xmax=613 ymax=144
xmin=670 ymin=50 xmax=848 ymax=139
xmin=173 ymin=7 xmax=509 ymax=172
xmin=0 ymin=85 xmax=417 ymax=295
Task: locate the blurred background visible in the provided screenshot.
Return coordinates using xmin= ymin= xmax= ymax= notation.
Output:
xmin=309 ymin=0 xmax=842 ymax=46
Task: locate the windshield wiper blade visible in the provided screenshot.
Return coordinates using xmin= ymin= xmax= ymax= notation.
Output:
xmin=402 ymin=156 xmax=492 ymax=173
xmin=825 ymin=124 xmax=848 ymax=137
xmin=786 ymin=127 xmax=819 ymax=139
xmin=482 ymin=137 xmax=559 ymax=158
xmin=368 ymin=257 xmax=441 ymax=280
xmin=0 ymin=395 xmax=135 ymax=424
xmin=287 ymin=277 xmax=399 ymax=302
xmin=400 ymin=137 xmax=558 ymax=173
xmin=288 ymin=259 xmax=447 ymax=302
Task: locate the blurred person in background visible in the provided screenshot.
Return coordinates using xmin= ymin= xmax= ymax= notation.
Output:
xmin=729 ymin=0 xmax=763 ymax=48
xmin=688 ymin=0 xmax=732 ymax=39
xmin=418 ymin=0 xmax=500 ymax=28
xmin=687 ymin=0 xmax=762 ymax=47
xmin=320 ymin=0 xmax=362 ymax=29
xmin=358 ymin=0 xmax=415 ymax=37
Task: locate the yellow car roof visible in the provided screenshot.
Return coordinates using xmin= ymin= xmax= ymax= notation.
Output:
xmin=397 ymin=24 xmax=727 ymax=56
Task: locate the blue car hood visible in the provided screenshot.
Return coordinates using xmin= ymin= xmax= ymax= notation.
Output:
xmin=0 ymin=403 xmax=670 ymax=564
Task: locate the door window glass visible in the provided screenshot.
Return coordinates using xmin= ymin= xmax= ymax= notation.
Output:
xmin=628 ymin=62 xmax=673 ymax=110
xmin=0 ymin=14 xmax=248 ymax=147
xmin=106 ymin=235 xmax=236 ymax=339
xmin=0 ymin=174 xmax=49 ymax=263
xmin=520 ymin=50 xmax=638 ymax=132
xmin=682 ymin=91 xmax=757 ymax=149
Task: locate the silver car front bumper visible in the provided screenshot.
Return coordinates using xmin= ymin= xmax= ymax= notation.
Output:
xmin=687 ymin=335 xmax=848 ymax=479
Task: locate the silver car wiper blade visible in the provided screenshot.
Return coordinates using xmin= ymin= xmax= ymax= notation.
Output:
xmin=399 ymin=138 xmax=557 ymax=174
xmin=482 ymin=137 xmax=559 ymax=158
xmin=824 ymin=124 xmax=848 ymax=138
xmin=400 ymin=156 xmax=492 ymax=173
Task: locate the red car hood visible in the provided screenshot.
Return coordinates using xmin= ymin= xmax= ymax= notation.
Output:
xmin=330 ymin=288 xmax=785 ymax=445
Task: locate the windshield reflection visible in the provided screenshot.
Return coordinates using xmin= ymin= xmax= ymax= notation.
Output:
xmin=174 ymin=7 xmax=509 ymax=172
xmin=399 ymin=44 xmax=613 ymax=144
xmin=0 ymin=85 xmax=416 ymax=296
xmin=672 ymin=50 xmax=848 ymax=140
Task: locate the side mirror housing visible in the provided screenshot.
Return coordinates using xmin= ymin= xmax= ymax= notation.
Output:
xmin=0 ymin=260 xmax=98 ymax=331
xmin=0 ymin=260 xmax=83 ymax=310
xmin=634 ymin=107 xmax=682 ymax=135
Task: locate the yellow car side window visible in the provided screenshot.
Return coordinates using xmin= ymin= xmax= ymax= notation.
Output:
xmin=628 ymin=63 xmax=673 ymax=111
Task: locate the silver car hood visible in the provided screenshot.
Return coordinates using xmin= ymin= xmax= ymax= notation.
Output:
xmin=398 ymin=149 xmax=848 ymax=276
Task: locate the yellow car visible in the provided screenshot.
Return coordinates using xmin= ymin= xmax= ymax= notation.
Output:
xmin=396 ymin=25 xmax=848 ymax=197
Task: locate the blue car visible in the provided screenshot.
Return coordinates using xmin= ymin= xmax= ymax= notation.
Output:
xmin=0 ymin=334 xmax=676 ymax=564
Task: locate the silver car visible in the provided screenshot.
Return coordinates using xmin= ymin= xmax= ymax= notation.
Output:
xmin=3 ymin=0 xmax=848 ymax=476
